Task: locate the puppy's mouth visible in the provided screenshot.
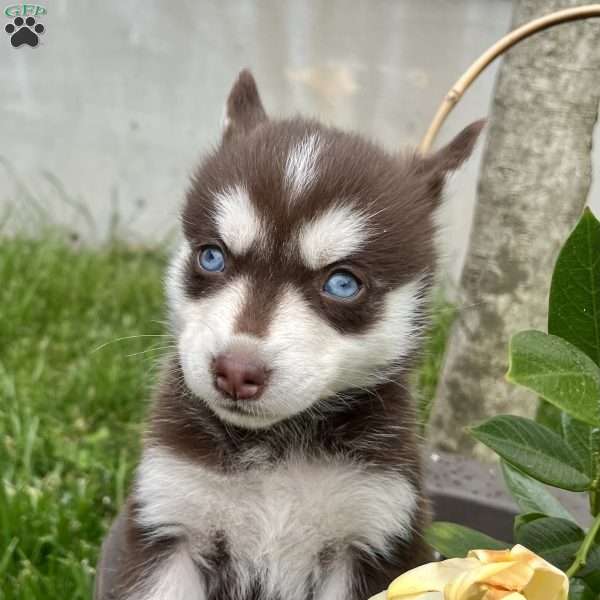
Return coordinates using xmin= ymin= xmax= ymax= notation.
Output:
xmin=210 ymin=395 xmax=286 ymax=428
xmin=219 ymin=401 xmax=255 ymax=415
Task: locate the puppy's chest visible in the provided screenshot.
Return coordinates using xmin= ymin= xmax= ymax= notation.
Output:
xmin=135 ymin=448 xmax=417 ymax=598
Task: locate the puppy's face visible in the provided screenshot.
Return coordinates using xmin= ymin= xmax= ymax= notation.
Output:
xmin=167 ymin=71 xmax=482 ymax=429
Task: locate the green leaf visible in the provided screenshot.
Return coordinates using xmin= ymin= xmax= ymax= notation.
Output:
xmin=470 ymin=415 xmax=591 ymax=491
xmin=578 ymin=544 xmax=600 ymax=579
xmin=537 ymin=401 xmax=563 ymax=434
xmin=502 ymin=461 xmax=575 ymax=521
xmin=516 ymin=516 xmax=584 ymax=570
xmin=582 ymin=557 xmax=600 ymax=592
xmin=507 ymin=331 xmax=600 ymax=427
xmin=424 ymin=522 xmax=508 ymax=559
xmin=549 ymin=207 xmax=600 ymax=367
xmin=513 ymin=512 xmax=547 ymax=541
xmin=569 ymin=578 xmax=597 ymax=600
xmin=562 ymin=413 xmax=595 ymax=477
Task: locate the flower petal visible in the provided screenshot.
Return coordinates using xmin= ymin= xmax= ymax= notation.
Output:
xmin=380 ymin=544 xmax=568 ymax=600
xmin=521 ymin=567 xmax=569 ymax=600
xmin=507 ymin=546 xmax=569 ymax=600
xmin=386 ymin=558 xmax=479 ymax=598
xmin=368 ymin=592 xmax=387 ymax=600
xmin=389 ymin=594 xmax=442 ymax=600
xmin=469 ymin=549 xmax=514 ymax=563
xmin=444 ymin=561 xmax=534 ymax=600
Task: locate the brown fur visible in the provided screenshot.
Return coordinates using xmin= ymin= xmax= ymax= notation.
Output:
xmin=107 ymin=69 xmax=483 ymax=600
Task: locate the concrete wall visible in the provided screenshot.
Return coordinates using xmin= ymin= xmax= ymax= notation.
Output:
xmin=2 ymin=0 xmax=597 ymax=281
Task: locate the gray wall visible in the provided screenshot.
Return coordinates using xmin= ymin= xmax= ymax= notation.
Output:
xmin=2 ymin=0 xmax=597 ymax=281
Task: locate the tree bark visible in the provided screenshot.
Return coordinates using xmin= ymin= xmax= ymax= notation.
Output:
xmin=430 ymin=0 xmax=600 ymax=458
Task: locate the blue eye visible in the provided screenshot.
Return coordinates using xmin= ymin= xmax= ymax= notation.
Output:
xmin=198 ymin=246 xmax=225 ymax=272
xmin=323 ymin=270 xmax=361 ymax=299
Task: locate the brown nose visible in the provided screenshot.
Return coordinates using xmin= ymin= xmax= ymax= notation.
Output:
xmin=213 ymin=352 xmax=267 ymax=400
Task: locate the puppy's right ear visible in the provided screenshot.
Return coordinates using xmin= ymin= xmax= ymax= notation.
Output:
xmin=222 ymin=70 xmax=267 ymax=142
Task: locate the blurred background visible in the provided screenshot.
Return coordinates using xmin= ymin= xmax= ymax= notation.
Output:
xmin=2 ymin=1 xmax=600 ymax=598
xmin=3 ymin=0 xmax=521 ymax=281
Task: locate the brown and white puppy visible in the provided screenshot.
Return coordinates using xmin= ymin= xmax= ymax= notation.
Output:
xmin=108 ymin=70 xmax=483 ymax=600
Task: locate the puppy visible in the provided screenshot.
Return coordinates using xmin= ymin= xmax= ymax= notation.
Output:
xmin=101 ymin=70 xmax=482 ymax=600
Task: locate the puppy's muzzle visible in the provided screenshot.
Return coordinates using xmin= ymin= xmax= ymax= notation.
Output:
xmin=212 ymin=351 xmax=267 ymax=401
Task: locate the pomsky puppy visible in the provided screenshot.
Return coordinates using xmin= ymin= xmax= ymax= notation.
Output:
xmin=98 ymin=70 xmax=483 ymax=600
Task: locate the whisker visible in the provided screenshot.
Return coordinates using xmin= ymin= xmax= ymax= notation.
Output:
xmin=91 ymin=333 xmax=173 ymax=354
xmin=124 ymin=345 xmax=179 ymax=359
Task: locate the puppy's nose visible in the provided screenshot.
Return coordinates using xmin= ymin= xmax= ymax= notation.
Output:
xmin=213 ymin=352 xmax=267 ymax=400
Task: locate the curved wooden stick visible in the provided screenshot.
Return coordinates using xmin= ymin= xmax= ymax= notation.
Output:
xmin=419 ymin=4 xmax=600 ymax=153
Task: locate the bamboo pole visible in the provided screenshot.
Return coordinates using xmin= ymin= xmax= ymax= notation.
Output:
xmin=419 ymin=4 xmax=600 ymax=153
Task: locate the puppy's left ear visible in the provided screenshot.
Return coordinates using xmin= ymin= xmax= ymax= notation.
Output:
xmin=419 ymin=119 xmax=486 ymax=196
xmin=222 ymin=69 xmax=267 ymax=142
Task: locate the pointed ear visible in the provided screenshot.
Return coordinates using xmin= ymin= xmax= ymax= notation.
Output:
xmin=222 ymin=69 xmax=267 ymax=142
xmin=418 ymin=119 xmax=485 ymax=200
xmin=422 ymin=119 xmax=486 ymax=173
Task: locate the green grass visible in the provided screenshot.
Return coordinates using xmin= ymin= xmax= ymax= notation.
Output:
xmin=414 ymin=297 xmax=458 ymax=430
xmin=0 ymin=234 xmax=455 ymax=599
xmin=0 ymin=235 xmax=166 ymax=599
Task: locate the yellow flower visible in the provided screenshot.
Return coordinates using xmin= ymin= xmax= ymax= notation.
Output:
xmin=369 ymin=545 xmax=568 ymax=600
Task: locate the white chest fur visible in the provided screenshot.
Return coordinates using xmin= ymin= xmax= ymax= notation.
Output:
xmin=134 ymin=447 xmax=417 ymax=600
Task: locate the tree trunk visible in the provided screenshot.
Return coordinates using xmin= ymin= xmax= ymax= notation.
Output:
xmin=430 ymin=0 xmax=600 ymax=458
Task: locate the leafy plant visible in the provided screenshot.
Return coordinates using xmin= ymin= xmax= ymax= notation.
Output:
xmin=426 ymin=208 xmax=600 ymax=599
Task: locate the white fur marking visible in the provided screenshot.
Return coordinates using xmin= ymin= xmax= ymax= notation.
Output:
xmin=168 ymin=260 xmax=425 ymax=428
xmin=297 ymin=204 xmax=371 ymax=269
xmin=314 ymin=558 xmax=351 ymax=600
xmin=267 ymin=279 xmax=426 ymax=405
xmin=128 ymin=544 xmax=205 ymax=600
xmin=177 ymin=276 xmax=254 ymax=413
xmin=213 ymin=185 xmax=264 ymax=254
xmin=136 ymin=447 xmax=417 ymax=600
xmin=285 ymin=134 xmax=321 ymax=200
xmin=165 ymin=241 xmax=191 ymax=334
